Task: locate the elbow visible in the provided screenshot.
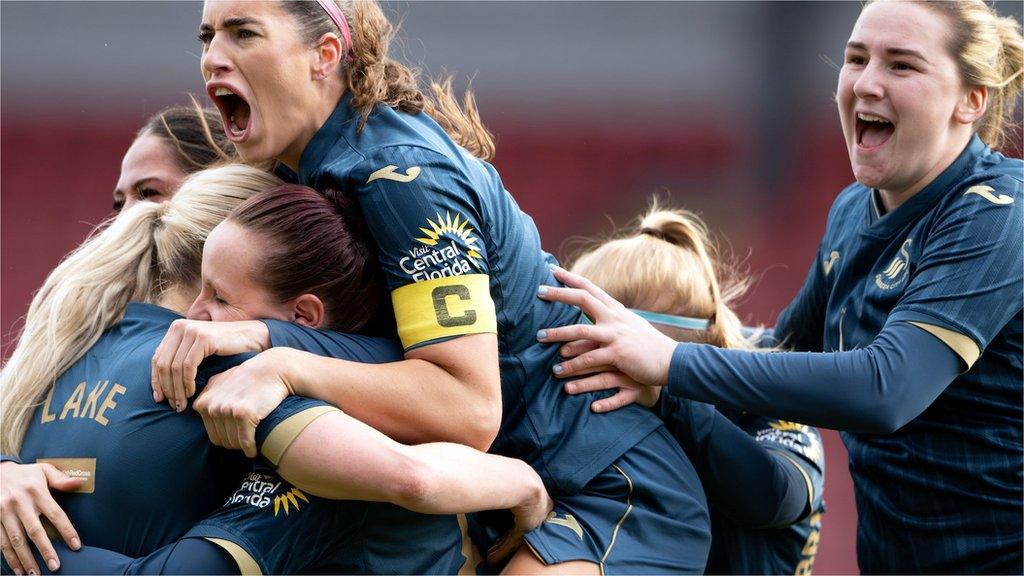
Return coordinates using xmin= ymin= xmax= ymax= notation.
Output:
xmin=463 ymin=402 xmax=501 ymax=452
xmin=388 ymin=454 xmax=440 ymax=512
xmin=858 ymin=403 xmax=912 ymax=434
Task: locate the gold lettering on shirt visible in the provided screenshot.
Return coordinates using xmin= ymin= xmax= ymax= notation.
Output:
xmin=59 ymin=382 xmax=87 ymax=420
xmin=94 ymin=384 xmax=127 ymax=426
xmin=41 ymin=388 xmax=57 ymax=424
xmin=82 ymin=381 xmax=109 ymax=420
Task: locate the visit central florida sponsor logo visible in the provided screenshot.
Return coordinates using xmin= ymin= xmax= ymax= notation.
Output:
xmin=400 ymin=211 xmax=483 ymax=282
xmin=227 ymin=471 xmax=307 ymax=516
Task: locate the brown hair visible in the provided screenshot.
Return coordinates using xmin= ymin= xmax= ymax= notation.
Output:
xmin=569 ymin=200 xmax=760 ymax=350
xmin=227 ymin=185 xmax=385 ymax=333
xmin=914 ymin=0 xmax=1024 ymax=150
xmin=115 ymin=99 xmax=237 ymax=211
xmin=281 ymin=0 xmax=496 ymax=161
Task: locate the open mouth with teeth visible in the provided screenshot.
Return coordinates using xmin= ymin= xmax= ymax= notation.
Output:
xmin=856 ymin=113 xmax=894 ymax=149
xmin=210 ymin=87 xmax=253 ymax=141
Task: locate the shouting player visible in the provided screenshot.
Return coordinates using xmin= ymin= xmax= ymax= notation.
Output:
xmin=537 ymin=1 xmax=1024 ymax=572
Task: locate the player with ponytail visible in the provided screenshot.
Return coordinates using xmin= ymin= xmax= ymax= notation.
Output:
xmin=568 ymin=203 xmax=824 ymax=574
xmin=538 ymin=1 xmax=1024 ymax=571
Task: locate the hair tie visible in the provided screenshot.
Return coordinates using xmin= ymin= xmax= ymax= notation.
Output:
xmin=316 ymin=0 xmax=354 ymax=64
xmin=640 ymin=227 xmax=667 ymax=241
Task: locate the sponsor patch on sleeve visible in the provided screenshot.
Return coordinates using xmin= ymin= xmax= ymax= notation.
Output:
xmin=391 ymin=274 xmax=497 ymax=349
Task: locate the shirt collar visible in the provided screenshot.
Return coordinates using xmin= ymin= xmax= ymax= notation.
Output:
xmin=297 ymin=92 xmax=358 ymax=185
xmin=864 ymin=134 xmax=986 ymax=237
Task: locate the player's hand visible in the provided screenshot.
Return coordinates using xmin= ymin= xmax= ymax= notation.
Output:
xmin=152 ymin=319 xmax=271 ymax=412
xmin=564 ymin=371 xmax=663 ymax=413
xmin=537 ymin=265 xmax=677 ymax=388
xmin=486 ymin=474 xmax=554 ymax=566
xmin=0 ymin=462 xmax=83 ymax=575
xmin=193 ymin=347 xmax=297 ymax=458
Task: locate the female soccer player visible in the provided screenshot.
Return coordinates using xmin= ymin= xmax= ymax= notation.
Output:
xmin=567 ymin=204 xmax=825 ymax=575
xmin=537 ymin=1 xmax=1024 ymax=572
xmin=1 ymin=169 xmax=549 ymax=575
xmin=172 ymin=1 xmax=712 ymax=572
xmin=113 ymin=101 xmax=234 ymax=212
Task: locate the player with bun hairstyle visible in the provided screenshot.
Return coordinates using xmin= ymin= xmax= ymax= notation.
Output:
xmin=172 ymin=1 xmax=714 ymax=572
xmin=538 ymin=1 xmax=1023 ymax=572
xmin=568 ymin=203 xmax=825 ymax=575
xmin=1 ymin=169 xmax=551 ymax=575
xmin=114 ymin=100 xmax=234 ymax=212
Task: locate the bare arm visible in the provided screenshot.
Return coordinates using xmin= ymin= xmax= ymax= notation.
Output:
xmin=193 ymin=333 xmax=502 ymax=457
xmin=281 ymin=333 xmax=501 ymax=450
xmin=275 ymin=410 xmax=545 ymax=519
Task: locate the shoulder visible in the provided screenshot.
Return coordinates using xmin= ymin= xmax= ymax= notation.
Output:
xmin=934 ymin=166 xmax=1023 ymax=233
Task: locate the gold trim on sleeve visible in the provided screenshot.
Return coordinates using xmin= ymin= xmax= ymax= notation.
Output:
xmin=261 ymin=406 xmax=338 ymax=466
xmin=205 ymin=537 xmax=262 ymax=575
xmin=908 ymin=321 xmax=980 ymax=369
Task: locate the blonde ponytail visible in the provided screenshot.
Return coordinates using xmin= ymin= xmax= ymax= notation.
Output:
xmin=1 ymin=202 xmax=163 ymax=454
xmin=569 ymin=200 xmax=760 ymax=350
xmin=0 ymin=164 xmax=281 ymax=455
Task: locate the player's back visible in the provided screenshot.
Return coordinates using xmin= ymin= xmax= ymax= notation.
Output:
xmin=19 ymin=303 xmax=248 ymax=556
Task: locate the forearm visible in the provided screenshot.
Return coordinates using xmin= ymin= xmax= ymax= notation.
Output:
xmin=275 ymin=412 xmax=544 ymax=514
xmin=278 ymin=342 xmax=499 ymax=449
xmin=658 ymin=397 xmax=809 ymax=527
xmin=668 ymin=322 xmax=961 ymax=433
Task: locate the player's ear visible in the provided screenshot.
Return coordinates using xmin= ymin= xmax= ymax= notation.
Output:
xmin=954 ymin=85 xmax=987 ymax=125
xmin=291 ymin=294 xmax=325 ymax=328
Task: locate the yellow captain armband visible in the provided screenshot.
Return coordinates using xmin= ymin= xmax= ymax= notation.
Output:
xmin=391 ymin=274 xmax=497 ymax=350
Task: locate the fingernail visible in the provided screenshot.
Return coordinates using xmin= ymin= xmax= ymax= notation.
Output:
xmin=552 ymin=364 xmax=563 ymax=374
xmin=47 ymin=559 xmax=58 ymax=571
xmin=547 ymin=262 xmax=557 ymax=269
xmin=175 ymin=401 xmax=184 ymax=412
xmin=28 ymin=570 xmax=37 ymax=576
xmin=566 ymin=383 xmax=576 ymax=393
xmin=536 ymin=330 xmax=547 ymax=341
xmin=153 ymin=391 xmax=160 ymax=402
xmin=537 ymin=286 xmax=548 ymax=297
xmin=71 ymin=537 xmax=81 ymax=550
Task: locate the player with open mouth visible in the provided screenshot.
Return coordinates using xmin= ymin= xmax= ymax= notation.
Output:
xmin=537 ymin=1 xmax=1024 ymax=573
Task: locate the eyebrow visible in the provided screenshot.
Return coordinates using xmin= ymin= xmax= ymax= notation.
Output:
xmin=846 ymin=41 xmax=931 ymax=64
xmin=199 ymin=16 xmax=262 ymax=34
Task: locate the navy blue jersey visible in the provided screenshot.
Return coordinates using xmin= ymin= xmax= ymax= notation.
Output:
xmin=181 ymin=395 xmax=470 ymax=575
xmin=18 ymin=303 xmax=252 ymax=556
xmin=286 ymin=95 xmax=666 ymax=495
xmin=16 ymin=304 xmax=407 ymax=559
xmin=774 ymin=136 xmax=1023 ymax=572
xmin=705 ymin=415 xmax=824 ymax=575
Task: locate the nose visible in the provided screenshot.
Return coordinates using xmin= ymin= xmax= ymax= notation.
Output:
xmin=186 ymin=298 xmax=212 ymax=321
xmin=853 ymin=61 xmax=884 ymax=100
xmin=201 ymin=33 xmax=234 ymax=78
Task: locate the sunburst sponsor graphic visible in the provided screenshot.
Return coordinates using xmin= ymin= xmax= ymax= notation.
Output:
xmin=400 ymin=211 xmax=483 ymax=282
xmin=273 ymin=487 xmax=309 ymax=517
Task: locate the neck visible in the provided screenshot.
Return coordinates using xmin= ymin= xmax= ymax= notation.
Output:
xmin=878 ymin=131 xmax=972 ymax=212
xmin=157 ymin=285 xmax=198 ymax=315
xmin=279 ymin=84 xmax=347 ymax=172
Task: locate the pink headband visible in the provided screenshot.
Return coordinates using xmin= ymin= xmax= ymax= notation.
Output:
xmin=316 ymin=0 xmax=353 ymax=63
